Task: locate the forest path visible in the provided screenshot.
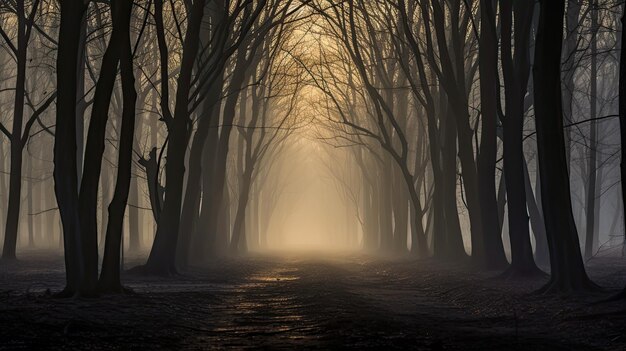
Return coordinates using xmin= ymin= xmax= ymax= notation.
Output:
xmin=1 ymin=251 xmax=626 ymax=349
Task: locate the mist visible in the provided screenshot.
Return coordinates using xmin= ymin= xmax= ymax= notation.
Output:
xmin=1 ymin=0 xmax=626 ymax=349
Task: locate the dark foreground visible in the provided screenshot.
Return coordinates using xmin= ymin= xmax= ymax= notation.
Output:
xmin=1 ymin=251 xmax=626 ymax=350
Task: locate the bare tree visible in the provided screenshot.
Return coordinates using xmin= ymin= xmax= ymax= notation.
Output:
xmin=533 ymin=0 xmax=597 ymax=293
xmin=0 ymin=0 xmax=56 ymax=260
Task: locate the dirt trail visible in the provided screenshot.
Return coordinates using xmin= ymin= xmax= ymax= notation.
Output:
xmin=1 ymin=251 xmax=625 ymax=350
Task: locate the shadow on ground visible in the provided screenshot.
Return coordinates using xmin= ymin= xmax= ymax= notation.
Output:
xmin=1 ymin=250 xmax=625 ymax=350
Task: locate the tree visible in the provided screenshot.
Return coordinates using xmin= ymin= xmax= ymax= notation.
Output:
xmin=77 ymin=0 xmax=128 ymax=295
xmin=229 ymin=42 xmax=303 ymax=253
xmin=396 ymin=0 xmax=465 ymax=260
xmin=143 ymin=0 xmax=209 ymax=275
xmin=54 ymin=0 xmax=89 ymax=297
xmin=499 ymin=0 xmax=543 ymax=277
xmin=418 ymin=0 xmax=501 ymax=266
xmin=584 ymin=0 xmax=600 ymax=260
xmin=477 ymin=0 xmax=508 ymax=270
xmin=533 ymin=0 xmax=597 ymax=293
xmin=0 ymin=0 xmax=56 ymax=260
xmin=618 ymin=2 xmax=626 ymax=299
xmin=309 ymin=0 xmax=430 ymax=255
xmin=98 ymin=0 xmax=137 ymax=293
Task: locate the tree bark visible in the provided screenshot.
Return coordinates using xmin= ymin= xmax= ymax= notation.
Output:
xmin=27 ymin=158 xmax=34 ymax=248
xmin=441 ymin=100 xmax=466 ymax=260
xmin=98 ymin=0 xmax=137 ymax=293
xmin=77 ymin=0 xmax=126 ymax=294
xmin=523 ymin=159 xmax=549 ymax=267
xmin=585 ymin=0 xmax=599 ymax=260
xmin=563 ymin=0 xmax=582 ymax=165
xmin=128 ymin=174 xmax=140 ymax=252
xmin=379 ymin=161 xmax=394 ymax=252
xmin=54 ymin=0 xmax=88 ymax=296
xmin=144 ymin=0 xmax=207 ymax=275
xmin=478 ymin=0 xmax=509 ymax=270
xmin=533 ymin=0 xmax=597 ymax=293
xmin=2 ymin=0 xmax=30 ymax=260
xmin=499 ymin=0 xmax=542 ymax=277
xmin=231 ymin=139 xmax=253 ymax=253
xmin=618 ymin=4 xmax=626 ymax=298
xmin=176 ymin=71 xmax=225 ymax=267
xmin=200 ymin=50 xmax=251 ymax=255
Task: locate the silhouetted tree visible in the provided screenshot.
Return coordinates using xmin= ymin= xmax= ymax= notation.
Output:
xmin=478 ymin=0 xmax=508 ymax=270
xmin=54 ymin=0 xmax=89 ymax=297
xmin=499 ymin=0 xmax=543 ymax=277
xmin=618 ymin=3 xmax=626 ymax=299
xmin=0 ymin=0 xmax=56 ymax=260
xmin=533 ymin=0 xmax=597 ymax=293
xmin=98 ymin=0 xmax=137 ymax=293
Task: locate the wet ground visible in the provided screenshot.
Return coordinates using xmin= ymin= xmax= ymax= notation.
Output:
xmin=1 ymin=250 xmax=626 ymax=350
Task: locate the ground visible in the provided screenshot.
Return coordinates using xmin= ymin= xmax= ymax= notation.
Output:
xmin=1 ymin=250 xmax=626 ymax=350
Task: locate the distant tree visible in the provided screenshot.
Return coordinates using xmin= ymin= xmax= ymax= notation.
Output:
xmin=618 ymin=3 xmax=626 ymax=299
xmin=584 ymin=0 xmax=600 ymax=260
xmin=0 ymin=0 xmax=56 ymax=260
xmin=396 ymin=0 xmax=465 ymax=260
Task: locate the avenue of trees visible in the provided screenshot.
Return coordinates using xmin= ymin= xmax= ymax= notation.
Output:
xmin=0 ymin=0 xmax=625 ymax=297
xmin=300 ymin=0 xmax=626 ymax=294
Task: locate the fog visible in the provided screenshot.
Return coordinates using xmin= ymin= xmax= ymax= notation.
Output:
xmin=1 ymin=0 xmax=626 ymax=349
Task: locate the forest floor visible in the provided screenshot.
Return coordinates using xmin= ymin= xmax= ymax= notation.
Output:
xmin=1 ymin=250 xmax=626 ymax=350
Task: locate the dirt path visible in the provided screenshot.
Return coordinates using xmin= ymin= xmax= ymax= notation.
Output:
xmin=1 ymin=251 xmax=625 ymax=350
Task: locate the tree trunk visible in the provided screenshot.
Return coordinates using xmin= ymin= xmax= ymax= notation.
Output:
xmin=144 ymin=0 xmax=207 ymax=275
xmin=99 ymin=166 xmax=110 ymax=249
xmin=231 ymin=170 xmax=253 ymax=254
xmin=618 ymin=5 xmax=626 ymax=297
xmin=497 ymin=173 xmax=506 ymax=233
xmin=500 ymin=0 xmax=542 ymax=277
xmin=27 ymin=157 xmax=34 ymax=248
xmin=128 ymin=174 xmax=140 ymax=252
xmin=54 ymin=0 xmax=89 ymax=296
xmin=128 ymin=108 xmax=146 ymax=253
xmin=0 ymin=143 xmax=5 ymax=244
xmin=478 ymin=0 xmax=509 ymax=270
xmin=98 ymin=0 xmax=137 ymax=293
xmin=585 ymin=0 xmax=599 ymax=260
xmin=190 ymin=110 xmax=221 ymax=263
xmin=77 ymin=0 xmax=127 ymax=293
xmin=533 ymin=0 xmax=597 ymax=293
xmin=563 ymin=0 xmax=582 ymax=165
xmin=176 ymin=72 xmax=224 ymax=267
xmin=441 ymin=104 xmax=466 ymax=260
xmin=2 ymin=1 xmax=28 ymax=260
xmin=76 ymin=17 xmax=88 ymax=184
xmin=392 ymin=168 xmax=409 ymax=254
xmin=217 ymin=186 xmax=232 ymax=252
xmin=200 ymin=51 xmax=251 ymax=256
xmin=523 ymin=159 xmax=549 ymax=267
xmin=2 ymin=142 xmax=24 ymax=260
xmin=379 ymin=162 xmax=394 ymax=252
xmin=139 ymin=148 xmax=162 ymax=223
